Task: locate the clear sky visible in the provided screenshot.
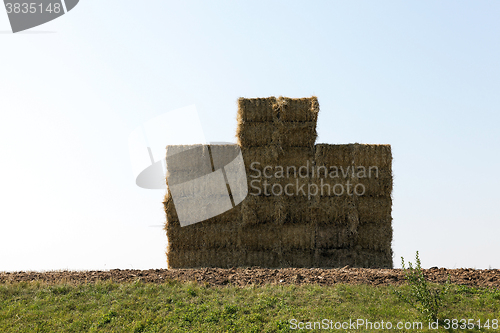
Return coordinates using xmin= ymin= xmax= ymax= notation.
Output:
xmin=1 ymin=1 xmax=499 ymax=271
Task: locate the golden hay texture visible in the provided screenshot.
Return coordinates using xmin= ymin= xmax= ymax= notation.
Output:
xmin=236 ymin=122 xmax=276 ymax=147
xmin=240 ymin=195 xmax=280 ymax=226
xmin=241 ymin=146 xmax=279 ymax=172
xmin=236 ymin=96 xmax=319 ymax=149
xmin=164 ymin=192 xmax=241 ymax=251
xmin=310 ymin=196 xmax=392 ymax=225
xmin=315 ymin=143 xmax=392 ymax=170
xmin=237 ymin=97 xmax=277 ymax=123
xmin=313 ymin=144 xmax=392 ymax=197
xmin=274 ymin=96 xmax=320 ymax=122
xmin=273 ymin=121 xmax=317 ymax=148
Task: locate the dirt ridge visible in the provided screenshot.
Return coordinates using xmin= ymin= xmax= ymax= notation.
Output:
xmin=1 ymin=267 xmax=499 ymax=288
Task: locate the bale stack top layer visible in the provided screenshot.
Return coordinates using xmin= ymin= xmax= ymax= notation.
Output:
xmin=236 ymin=96 xmax=319 ymax=149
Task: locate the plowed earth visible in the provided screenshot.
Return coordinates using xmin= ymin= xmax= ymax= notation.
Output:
xmin=1 ymin=267 xmax=499 ymax=288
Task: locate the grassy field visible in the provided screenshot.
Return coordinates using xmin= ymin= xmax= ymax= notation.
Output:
xmin=1 ymin=279 xmax=499 ymax=332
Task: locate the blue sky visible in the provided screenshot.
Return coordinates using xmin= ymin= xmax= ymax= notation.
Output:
xmin=1 ymin=1 xmax=499 ymax=271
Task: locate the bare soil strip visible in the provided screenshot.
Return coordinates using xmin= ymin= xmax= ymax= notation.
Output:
xmin=1 ymin=267 xmax=499 ymax=288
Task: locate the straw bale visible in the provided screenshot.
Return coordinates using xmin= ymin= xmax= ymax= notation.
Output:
xmin=354 ymin=249 xmax=393 ymax=268
xmin=237 ymin=97 xmax=277 ymax=123
xmin=309 ymin=175 xmax=352 ymax=197
xmin=241 ymin=146 xmax=279 ymax=172
xmin=166 ymin=170 xmax=232 ymax=197
xmin=208 ymin=144 xmax=248 ymax=205
xmin=356 ymin=219 xmax=393 ymax=251
xmin=356 ymin=196 xmax=392 ymax=223
xmin=247 ymin=175 xmax=283 ymax=197
xmin=353 ymin=170 xmax=393 ymax=197
xmin=278 ymin=196 xmax=313 ymax=224
xmin=166 ymin=209 xmax=241 ymax=252
xmin=315 ymin=224 xmax=357 ymax=249
xmin=241 ymin=195 xmax=281 ymax=226
xmin=242 ymin=250 xmax=281 ymax=268
xmin=313 ymin=249 xmax=357 ymax=268
xmin=313 ymin=144 xmax=392 ymax=197
xmin=313 ymin=249 xmax=392 ymax=268
xmin=167 ymin=249 xmax=242 ymax=269
xmin=166 ymin=145 xmax=212 ymax=175
xmin=236 ymin=122 xmax=276 ymax=147
xmin=239 ymin=223 xmax=281 ymax=251
xmin=315 ymin=143 xmax=392 ymax=171
xmin=280 ymin=223 xmax=315 ymax=250
xmin=351 ymin=144 xmax=392 ymax=171
xmin=277 ymin=147 xmax=315 ymax=168
xmin=273 ymin=121 xmax=317 ymax=148
xmin=274 ymin=96 xmax=319 ymax=122
xmin=314 ymin=144 xmax=355 ymax=168
xmin=310 ymin=195 xmax=391 ymax=226
xmin=164 ymin=192 xmax=239 ymax=225
xmin=280 ymin=249 xmax=314 ymax=268
xmin=209 ymin=144 xmax=241 ymax=170
xmin=168 ymin=195 xmax=234 ymax=227
xmin=310 ymin=196 xmax=356 ymax=225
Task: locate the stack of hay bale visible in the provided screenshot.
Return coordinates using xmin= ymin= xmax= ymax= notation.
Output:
xmin=164 ymin=96 xmax=393 ymax=269
xmin=163 ymin=144 xmax=243 ymax=268
xmin=237 ymin=97 xmax=319 ymax=267
xmin=311 ymin=144 xmax=393 ymax=268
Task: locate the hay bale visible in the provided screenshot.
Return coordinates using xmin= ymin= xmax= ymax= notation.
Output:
xmin=167 ymin=249 xmax=242 ymax=268
xmin=238 ymin=223 xmax=281 ymax=251
xmin=313 ymin=144 xmax=392 ymax=197
xmin=278 ymin=196 xmax=312 ymax=224
xmin=278 ymin=147 xmax=315 ymax=168
xmin=280 ymin=223 xmax=315 ymax=250
xmin=247 ymin=175 xmax=283 ymax=197
xmin=353 ymin=170 xmax=393 ymax=197
xmin=356 ymin=196 xmax=392 ymax=223
xmin=237 ymin=97 xmax=277 ymax=123
xmin=273 ymin=122 xmax=317 ymax=148
xmin=241 ymin=195 xmax=280 ymax=225
xmin=315 ymin=224 xmax=357 ymax=249
xmin=356 ymin=219 xmax=393 ymax=251
xmin=354 ymin=249 xmax=393 ymax=268
xmin=165 ymin=192 xmax=241 ymax=251
xmin=236 ymin=122 xmax=276 ymax=147
xmin=310 ymin=196 xmax=356 ymax=225
xmin=241 ymin=146 xmax=279 ymax=172
xmin=280 ymin=249 xmax=314 ymax=268
xmin=209 ymin=144 xmax=241 ymax=170
xmin=242 ymin=250 xmax=281 ymax=268
xmin=313 ymin=249 xmax=357 ymax=268
xmin=313 ymin=249 xmax=392 ymax=268
xmin=315 ymin=144 xmax=392 ymax=169
xmin=274 ymin=96 xmax=319 ymax=122
xmin=209 ymin=144 xmax=248 ymax=205
xmin=166 ymin=214 xmax=241 ymax=252
xmin=166 ymin=145 xmax=212 ymax=174
xmin=314 ymin=144 xmax=355 ymax=168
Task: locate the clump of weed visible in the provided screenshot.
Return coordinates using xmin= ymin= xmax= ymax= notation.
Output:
xmin=394 ymin=251 xmax=451 ymax=322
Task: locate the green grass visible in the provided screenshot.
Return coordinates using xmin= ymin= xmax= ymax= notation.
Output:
xmin=0 ymin=279 xmax=499 ymax=332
